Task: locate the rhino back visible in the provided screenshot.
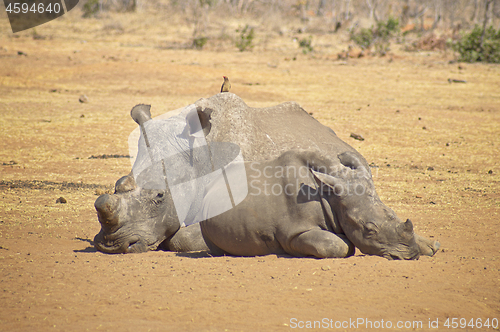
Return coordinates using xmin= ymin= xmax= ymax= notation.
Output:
xmin=195 ymin=93 xmax=361 ymax=164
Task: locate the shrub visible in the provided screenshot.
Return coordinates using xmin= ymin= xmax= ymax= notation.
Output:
xmin=375 ymin=16 xmax=399 ymax=40
xmin=192 ymin=36 xmax=208 ymax=50
xmin=350 ymin=16 xmax=399 ymax=55
xmin=235 ymin=25 xmax=255 ymax=52
xmin=82 ymin=0 xmax=100 ymax=18
xmin=299 ymin=36 xmax=313 ymax=54
xmin=453 ymin=25 xmax=500 ymax=63
xmin=350 ymin=28 xmax=373 ymax=50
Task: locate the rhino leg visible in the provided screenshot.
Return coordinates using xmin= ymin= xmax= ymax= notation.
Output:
xmin=162 ymin=223 xmax=211 ymax=253
xmin=414 ymin=233 xmax=440 ymax=256
xmin=289 ymin=229 xmax=355 ymax=258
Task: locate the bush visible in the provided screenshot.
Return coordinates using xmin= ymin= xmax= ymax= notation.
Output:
xmin=350 ymin=17 xmax=399 ymax=55
xmin=235 ymin=25 xmax=255 ymax=52
xmin=375 ymin=16 xmax=399 ymax=40
xmin=82 ymin=0 xmax=99 ymax=18
xmin=299 ymin=36 xmax=313 ymax=54
xmin=453 ymin=25 xmax=500 ymax=63
xmin=351 ymin=28 xmax=373 ymax=50
xmin=192 ymin=36 xmax=208 ymax=50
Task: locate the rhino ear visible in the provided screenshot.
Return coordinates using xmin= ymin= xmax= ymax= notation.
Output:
xmin=131 ymin=104 xmax=152 ymax=126
xmin=338 ymin=151 xmax=371 ymax=179
xmin=197 ymin=107 xmax=213 ymax=136
xmin=338 ymin=151 xmax=364 ymax=170
xmin=311 ymin=169 xmax=348 ymax=197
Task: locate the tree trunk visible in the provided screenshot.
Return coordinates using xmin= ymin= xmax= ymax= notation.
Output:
xmin=366 ymin=0 xmax=374 ymax=21
xmin=471 ymin=0 xmax=479 ymax=23
xmin=401 ymin=0 xmax=410 ymax=27
xmin=480 ymin=0 xmax=493 ymax=53
xmin=432 ymin=0 xmax=441 ymax=30
xmin=317 ymin=0 xmax=326 ymax=16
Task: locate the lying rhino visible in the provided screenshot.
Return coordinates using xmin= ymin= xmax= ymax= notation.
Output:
xmin=94 ymin=93 xmax=439 ymax=259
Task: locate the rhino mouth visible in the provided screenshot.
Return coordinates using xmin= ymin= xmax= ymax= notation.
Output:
xmin=384 ymin=253 xmax=420 ymax=260
xmin=94 ymin=231 xmax=161 ymax=254
xmin=382 ymin=247 xmax=420 ymax=260
xmin=126 ymin=239 xmax=149 ymax=253
xmin=94 ymin=231 xmax=139 ymax=254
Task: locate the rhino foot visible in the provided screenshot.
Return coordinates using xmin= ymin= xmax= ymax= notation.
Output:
xmin=289 ymin=229 xmax=355 ymax=258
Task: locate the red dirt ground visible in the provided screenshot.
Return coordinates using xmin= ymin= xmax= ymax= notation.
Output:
xmin=1 ymin=8 xmax=499 ymax=332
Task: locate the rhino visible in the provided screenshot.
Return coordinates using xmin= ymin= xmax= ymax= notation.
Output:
xmin=94 ymin=93 xmax=439 ymax=259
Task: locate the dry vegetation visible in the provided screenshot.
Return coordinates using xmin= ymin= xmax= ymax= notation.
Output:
xmin=0 ymin=1 xmax=499 ymax=331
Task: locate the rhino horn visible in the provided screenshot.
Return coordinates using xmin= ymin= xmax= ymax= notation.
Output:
xmin=397 ymin=219 xmax=414 ymax=238
xmin=94 ymin=194 xmax=120 ymax=226
xmin=115 ymin=174 xmax=136 ymax=193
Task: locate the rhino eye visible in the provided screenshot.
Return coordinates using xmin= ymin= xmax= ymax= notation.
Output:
xmin=157 ymin=193 xmax=164 ymax=198
xmin=364 ymin=222 xmax=378 ymax=237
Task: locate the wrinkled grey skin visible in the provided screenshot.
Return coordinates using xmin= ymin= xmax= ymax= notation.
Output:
xmin=94 ymin=175 xmax=179 ymax=253
xmin=94 ymin=93 xmax=439 ymax=258
xmin=169 ymin=150 xmax=433 ymax=259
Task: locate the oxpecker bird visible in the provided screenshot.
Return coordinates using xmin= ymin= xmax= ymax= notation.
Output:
xmin=221 ymin=76 xmax=231 ymax=93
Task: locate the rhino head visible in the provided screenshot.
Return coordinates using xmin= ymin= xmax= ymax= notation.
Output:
xmin=312 ymin=151 xmax=421 ymax=260
xmin=93 ymin=174 xmax=180 ymax=253
xmin=93 ymin=103 xmax=214 ymax=254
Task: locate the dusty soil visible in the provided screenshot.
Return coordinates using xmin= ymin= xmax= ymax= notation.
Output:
xmin=1 ymin=8 xmax=499 ymax=332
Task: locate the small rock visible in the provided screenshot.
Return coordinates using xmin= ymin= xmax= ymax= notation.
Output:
xmin=350 ymin=133 xmax=364 ymax=141
xmin=321 ymin=265 xmax=331 ymax=271
xmin=79 ymin=95 xmax=89 ymax=103
xmin=448 ymin=78 xmax=467 ymax=83
xmin=56 ymin=197 xmax=67 ymax=204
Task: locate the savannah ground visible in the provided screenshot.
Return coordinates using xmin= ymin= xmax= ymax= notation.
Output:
xmin=0 ymin=3 xmax=499 ymax=331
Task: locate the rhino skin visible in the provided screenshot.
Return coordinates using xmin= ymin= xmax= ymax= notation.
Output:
xmin=94 ymin=93 xmax=439 ymax=258
xmin=167 ymin=149 xmax=436 ymax=259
